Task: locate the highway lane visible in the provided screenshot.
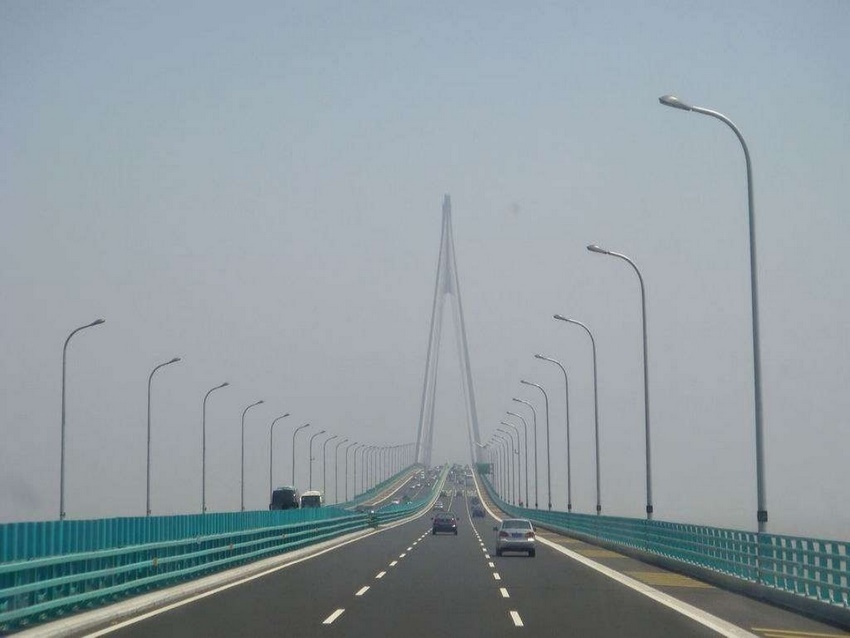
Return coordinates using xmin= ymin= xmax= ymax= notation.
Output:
xmin=89 ymin=488 xmax=749 ymax=638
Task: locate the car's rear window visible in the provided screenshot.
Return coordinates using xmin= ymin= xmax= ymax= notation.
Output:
xmin=503 ymin=520 xmax=532 ymax=529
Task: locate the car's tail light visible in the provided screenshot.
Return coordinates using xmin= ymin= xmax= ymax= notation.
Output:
xmin=525 ymin=531 xmax=535 ymax=539
xmin=499 ymin=531 xmax=509 ymax=538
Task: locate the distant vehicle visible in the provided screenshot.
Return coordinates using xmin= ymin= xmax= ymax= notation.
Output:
xmin=432 ymin=512 xmax=458 ymax=535
xmin=456 ymin=490 xmax=463 ymax=497
xmin=269 ymin=486 xmax=300 ymax=510
xmin=440 ymin=490 xmax=447 ymax=497
xmin=470 ymin=495 xmax=481 ymax=506
xmin=471 ymin=505 xmax=485 ymax=518
xmin=300 ymin=490 xmax=323 ymax=508
xmin=494 ymin=519 xmax=536 ymax=557
xmin=433 ymin=501 xmax=445 ymax=511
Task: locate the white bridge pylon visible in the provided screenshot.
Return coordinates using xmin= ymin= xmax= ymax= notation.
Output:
xmin=414 ymin=195 xmax=482 ymax=467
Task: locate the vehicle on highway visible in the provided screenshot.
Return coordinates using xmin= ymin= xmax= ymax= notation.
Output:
xmin=269 ymin=486 xmax=300 ymax=510
xmin=300 ymin=490 xmax=323 ymax=508
xmin=471 ymin=504 xmax=485 ymax=518
xmin=432 ymin=512 xmax=458 ymax=535
xmin=432 ymin=501 xmax=445 ymax=510
xmin=494 ymin=519 xmax=536 ymax=557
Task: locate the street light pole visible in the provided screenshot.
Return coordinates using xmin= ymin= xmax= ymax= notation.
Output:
xmin=554 ymin=314 xmax=602 ymax=514
xmin=202 ymin=381 xmax=230 ymax=514
xmin=344 ymin=441 xmax=358 ymax=502
xmin=659 ymin=94 xmax=767 ymax=533
xmin=500 ymin=422 xmax=522 ymax=506
xmin=588 ymin=244 xmax=653 ymax=519
xmin=494 ymin=434 xmax=513 ymax=504
xmin=268 ymin=414 xmax=291 ymax=501
xmin=308 ymin=430 xmax=326 ymax=490
xmin=354 ymin=444 xmax=365 ymax=497
xmin=240 ymin=399 xmax=264 ymax=512
xmin=334 ymin=438 xmax=349 ymax=504
xmin=520 ymin=380 xmax=551 ymax=510
xmin=534 ymin=354 xmax=572 ymax=511
xmin=147 ymin=356 xmax=181 ymax=516
xmin=291 ymin=422 xmax=311 ymax=486
xmin=60 ymin=318 xmax=105 ymax=520
xmin=322 ymin=434 xmax=338 ymax=496
xmin=499 ymin=425 xmax=521 ymax=506
xmin=505 ymin=411 xmax=529 ymax=508
xmin=512 ymin=397 xmax=538 ymax=508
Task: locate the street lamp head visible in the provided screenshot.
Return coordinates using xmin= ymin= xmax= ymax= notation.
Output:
xmin=659 ymin=94 xmax=692 ymax=111
xmin=256 ymin=400 xmax=265 ymax=405
xmin=219 ymin=382 xmax=230 ymax=389
xmin=91 ymin=319 xmax=106 ymax=327
xmin=587 ymin=244 xmax=609 ymax=255
xmin=553 ymin=314 xmax=569 ymax=322
xmin=169 ymin=357 xmax=181 ymax=364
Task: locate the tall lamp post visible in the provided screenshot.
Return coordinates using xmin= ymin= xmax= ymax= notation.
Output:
xmin=334 ymin=437 xmax=349 ymax=504
xmin=354 ymin=444 xmax=365 ymax=497
xmin=659 ymin=94 xmax=767 ymax=533
xmin=587 ymin=244 xmax=653 ymax=519
xmin=534 ymin=354 xmax=572 ymax=511
xmin=505 ymin=411 xmax=529 ymax=508
xmin=493 ymin=434 xmax=512 ymax=504
xmin=268 ymin=414 xmax=291 ymax=500
xmin=554 ymin=314 xmax=602 ymax=514
xmin=146 ymin=356 xmax=181 ymax=516
xmin=308 ymin=430 xmax=326 ymax=489
xmin=520 ymin=380 xmax=551 ymax=510
xmin=202 ymin=381 xmax=230 ymax=513
xmin=500 ymin=421 xmax=523 ymax=506
xmin=322 ymin=434 xmax=338 ymax=496
xmin=239 ymin=399 xmax=264 ymax=512
xmin=60 ymin=318 xmax=105 ymax=520
xmin=512 ymin=397 xmax=538 ymax=508
xmin=344 ymin=441 xmax=358 ymax=501
xmin=291 ymin=422 xmax=311 ymax=486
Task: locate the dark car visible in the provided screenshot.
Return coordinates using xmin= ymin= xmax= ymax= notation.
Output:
xmin=269 ymin=486 xmax=300 ymax=510
xmin=471 ymin=504 xmax=485 ymax=518
xmin=432 ymin=512 xmax=458 ymax=535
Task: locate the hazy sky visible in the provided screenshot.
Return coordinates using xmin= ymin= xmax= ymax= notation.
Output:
xmin=2 ymin=1 xmax=848 ymax=540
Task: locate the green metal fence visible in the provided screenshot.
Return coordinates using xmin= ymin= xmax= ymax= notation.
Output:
xmin=0 ymin=465 xmax=433 ymax=633
xmin=480 ymin=476 xmax=849 ymax=611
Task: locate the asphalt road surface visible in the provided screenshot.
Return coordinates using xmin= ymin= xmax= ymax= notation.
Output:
xmin=70 ymin=473 xmax=847 ymax=638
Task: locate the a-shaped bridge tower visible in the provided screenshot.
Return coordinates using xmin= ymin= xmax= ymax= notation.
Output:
xmin=414 ymin=195 xmax=482 ymax=466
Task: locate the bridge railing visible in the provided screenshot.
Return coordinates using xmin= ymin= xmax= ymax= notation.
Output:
xmin=478 ymin=475 xmax=849 ymax=613
xmin=0 ymin=465 xmax=429 ymax=633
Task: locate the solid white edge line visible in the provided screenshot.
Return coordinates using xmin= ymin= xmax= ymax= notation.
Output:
xmin=78 ymin=482 xmax=435 ymax=637
xmin=510 ymin=610 xmax=524 ymax=627
xmin=470 ymin=472 xmax=758 ymax=638
xmin=323 ymin=608 xmax=345 ymax=624
xmin=355 ymin=586 xmax=369 ymax=596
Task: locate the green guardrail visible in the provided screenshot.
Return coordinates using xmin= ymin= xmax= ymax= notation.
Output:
xmin=0 ymin=465 xmax=431 ymax=633
xmin=478 ymin=474 xmax=850 ymax=611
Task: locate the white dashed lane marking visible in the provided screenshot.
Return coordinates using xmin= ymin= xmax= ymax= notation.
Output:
xmin=323 ymin=609 xmax=345 ymax=624
xmin=510 ymin=611 xmax=524 ymax=627
xmin=375 ymin=571 xmax=386 ymax=579
xmin=493 ymin=573 xmax=501 ymax=581
xmin=355 ymin=586 xmax=369 ymax=596
xmin=389 ymin=560 xmax=398 ymax=567
xmin=500 ymin=588 xmax=510 ymax=598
